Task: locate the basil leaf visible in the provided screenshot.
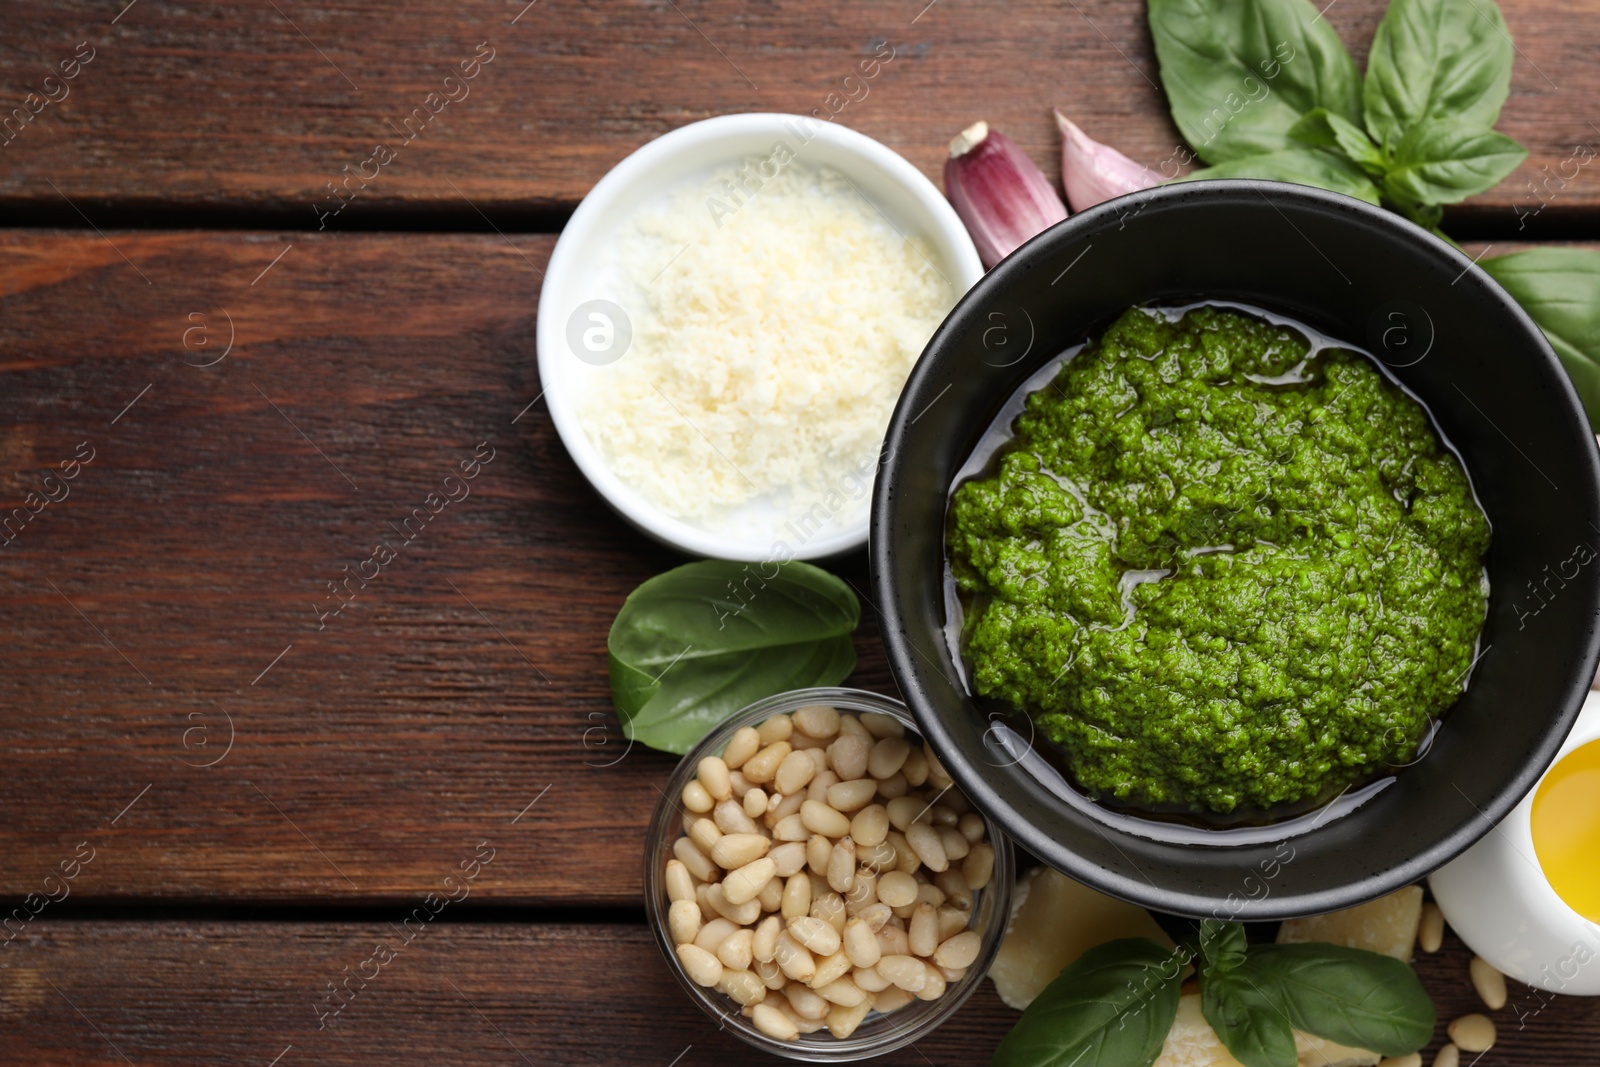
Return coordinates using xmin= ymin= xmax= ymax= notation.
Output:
xmin=1197 ymin=919 xmax=1249 ymax=981
xmin=1289 ymin=107 xmax=1388 ymax=177
xmin=1202 ymin=964 xmax=1299 ymax=1067
xmin=1148 ymin=0 xmax=1362 ymax=164
xmin=607 ymin=560 xmax=859 ymax=754
xmin=1179 ymin=147 xmax=1383 ymax=204
xmin=1247 ymin=944 xmax=1435 ymax=1056
xmin=1363 ymin=0 xmax=1514 ymax=150
xmin=1383 ymin=119 xmax=1527 ymax=205
xmin=993 ymin=939 xmax=1184 ymax=1067
xmin=1483 ymin=248 xmax=1600 ymax=429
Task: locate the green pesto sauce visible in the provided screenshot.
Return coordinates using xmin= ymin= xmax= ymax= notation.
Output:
xmin=948 ymin=305 xmax=1491 ymax=815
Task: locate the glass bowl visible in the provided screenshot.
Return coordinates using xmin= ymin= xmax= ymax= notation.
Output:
xmin=643 ymin=687 xmax=1015 ymax=1061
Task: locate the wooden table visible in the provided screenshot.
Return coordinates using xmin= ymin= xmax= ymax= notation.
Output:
xmin=3 ymin=1 xmax=1597 ymax=1063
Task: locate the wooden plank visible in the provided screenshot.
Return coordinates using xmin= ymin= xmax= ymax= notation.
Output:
xmin=2 ymin=919 xmax=1594 ymax=1065
xmin=1 ymin=0 xmax=1597 ymax=218
xmin=0 ymin=229 xmax=906 ymax=903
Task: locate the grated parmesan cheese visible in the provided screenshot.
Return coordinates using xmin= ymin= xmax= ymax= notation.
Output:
xmin=577 ymin=159 xmax=954 ymax=538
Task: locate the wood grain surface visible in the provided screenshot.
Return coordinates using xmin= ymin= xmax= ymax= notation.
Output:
xmin=1 ymin=919 xmax=1593 ymax=1066
xmin=0 ymin=230 xmax=908 ymax=904
xmin=1 ymin=0 xmax=1597 ymax=226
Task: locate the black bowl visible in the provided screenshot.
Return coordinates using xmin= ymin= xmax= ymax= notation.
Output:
xmin=871 ymin=180 xmax=1600 ymax=919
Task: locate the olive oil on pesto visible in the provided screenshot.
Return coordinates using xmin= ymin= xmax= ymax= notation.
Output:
xmin=947 ymin=304 xmax=1490 ymax=818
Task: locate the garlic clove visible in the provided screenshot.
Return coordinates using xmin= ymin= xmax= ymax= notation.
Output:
xmin=1054 ymin=109 xmax=1162 ymax=212
xmin=943 ymin=120 xmax=1067 ymax=269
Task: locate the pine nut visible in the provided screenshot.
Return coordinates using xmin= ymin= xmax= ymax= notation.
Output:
xmin=1432 ymin=1044 xmax=1459 ymax=1067
xmin=936 ymin=905 xmax=969 ymax=941
xmin=868 ymin=737 xmax=912 ymax=779
xmin=902 ymin=746 xmax=929 ymax=787
xmin=826 ymin=999 xmax=872 ymax=1039
xmin=696 ymin=883 xmax=717 ymax=922
xmin=934 ymin=929 xmax=982 ymax=969
xmin=909 ymin=903 xmax=939 ymax=957
xmin=791 ymin=729 xmax=830 ymax=752
xmin=718 ymin=969 xmax=767 ymax=1007
xmin=772 ymin=813 xmax=808 ymax=842
xmin=846 ymin=868 xmax=878 ymax=914
xmin=723 ymin=857 xmax=777 ymax=906
xmin=673 ymin=837 xmax=717 ymax=882
xmin=752 ymin=914 xmax=781 ymax=963
xmin=717 ymin=928 xmax=754 ymax=970
xmin=713 ymin=798 xmax=759 ymax=835
xmin=874 ymin=985 xmax=915 ymax=1014
xmin=915 ymin=882 xmax=946 ymax=909
xmin=905 ymin=822 xmax=950 ymax=873
xmin=886 ymin=796 xmax=927 ymax=832
xmin=758 ymin=875 xmax=784 ymax=913
xmin=861 ymin=712 xmax=905 ymax=739
xmin=711 ymin=833 xmax=770 ymax=870
xmin=758 ymin=715 xmax=794 ymax=745
xmin=742 ymin=742 xmax=791 ymax=786
xmin=765 ymin=841 xmax=806 ymax=877
xmin=887 ymin=831 xmax=920 ymax=875
xmin=958 ymin=812 xmax=985 ymax=843
xmin=806 ymin=769 xmax=840 ymax=804
xmin=724 ymin=726 xmax=762 ymax=769
xmin=708 ymin=883 xmax=762 ymax=925
xmin=837 ymin=714 xmax=868 ymax=738
xmin=827 ymin=838 xmax=857 ymax=894
xmin=743 ymin=788 xmax=767 ymax=820
xmin=751 ymin=1002 xmax=798 ymax=1041
xmin=858 ymin=902 xmax=893 ymax=932
xmin=665 ymin=860 xmax=695 ymax=904
xmin=1378 ymin=1056 xmax=1421 ymax=1067
xmin=1420 ymin=902 xmax=1444 ymax=953
xmin=828 ymin=734 xmax=872 ymax=782
xmin=877 ymin=870 xmax=919 ymax=908
xmin=756 ymin=956 xmax=786 ymax=989
xmin=794 ymin=704 xmax=841 ymax=739
xmin=876 ymin=771 xmax=910 ymax=799
xmin=689 ymin=818 xmax=721 ymax=856
xmin=1469 ymin=956 xmax=1507 ymax=1010
xmin=812 ymin=891 xmax=847 ymax=933
xmin=767 ymin=791 xmax=804 ymax=825
xmin=916 ymin=967 xmax=947 ymax=1001
xmin=853 ymin=964 xmax=889 ymax=991
xmin=962 ymin=842 xmax=995 ymax=889
xmin=843 ymin=917 xmax=881 ymax=968
xmin=940 ymin=826 xmax=970 ymax=862
xmin=784 ymin=981 xmax=829 ymax=1020
xmin=814 ymin=975 xmax=866 ymax=1007
xmin=697 ymin=756 xmax=732 ymax=800
xmin=775 ymin=930 xmax=816 ymax=982
xmin=850 ymin=804 xmax=890 ymax=848
xmin=727 ymin=770 xmax=752 ymax=800
xmin=876 ymin=924 xmax=910 ymax=957
xmin=677 ymin=943 xmax=724 ymax=987
xmin=695 ymin=917 xmax=739 ymax=954
xmin=683 ymin=780 xmax=714 ymax=813
xmin=799 ymin=800 xmax=850 ymax=838
xmin=669 ymin=899 xmax=703 ymax=946
xmin=877 ymin=954 xmax=928 ymax=992
xmin=936 ymin=868 xmax=973 ymax=911
xmin=789 ymin=915 xmax=842 ymax=956
xmin=924 ymin=745 xmax=953 ymax=790
xmin=776 ymin=750 xmax=817 ymax=795
xmin=826 ymin=778 xmax=878 ymax=813
xmin=1448 ymin=1014 xmax=1495 ymax=1052
xmin=806 ymin=833 xmax=832 ymax=876
xmin=810 ymin=947 xmax=852 ymax=989
xmin=782 ymin=873 xmax=812 ymax=920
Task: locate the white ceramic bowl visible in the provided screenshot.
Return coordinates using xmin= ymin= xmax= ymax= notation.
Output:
xmin=1430 ymin=690 xmax=1600 ymax=994
xmin=535 ymin=113 xmax=983 ymax=561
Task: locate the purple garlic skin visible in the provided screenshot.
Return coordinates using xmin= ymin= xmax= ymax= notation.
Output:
xmin=1054 ymin=109 xmax=1162 ymax=212
xmin=944 ymin=120 xmax=1068 ymax=269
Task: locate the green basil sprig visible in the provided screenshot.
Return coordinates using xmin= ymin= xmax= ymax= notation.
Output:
xmin=993 ymin=939 xmax=1185 ymax=1067
xmin=1482 ymin=248 xmax=1600 ymax=427
xmin=607 ymin=560 xmax=859 ymax=754
xmin=993 ymin=921 xmax=1434 ymax=1067
xmin=1153 ymin=0 xmax=1526 ymax=229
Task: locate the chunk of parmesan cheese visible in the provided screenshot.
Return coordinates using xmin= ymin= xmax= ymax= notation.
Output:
xmin=577 ymin=160 xmax=953 ymax=534
xmin=1276 ymin=885 xmax=1423 ymax=962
